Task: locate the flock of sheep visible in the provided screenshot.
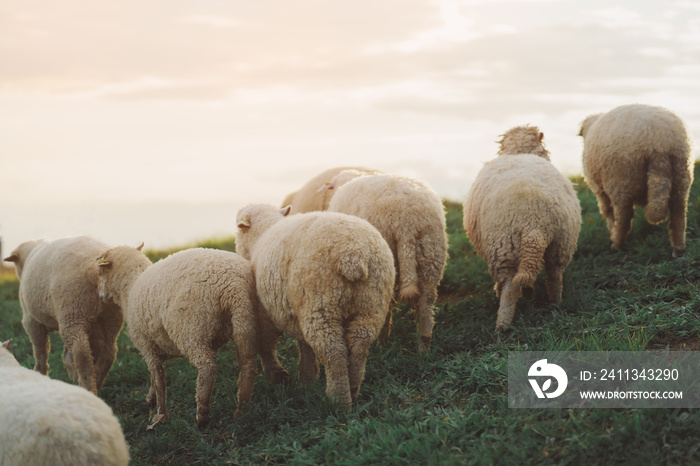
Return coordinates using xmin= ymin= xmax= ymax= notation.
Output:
xmin=1 ymin=103 xmax=694 ymax=465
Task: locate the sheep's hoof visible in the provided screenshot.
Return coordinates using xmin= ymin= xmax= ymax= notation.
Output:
xmin=495 ymin=322 xmax=512 ymax=333
xmin=272 ymin=370 xmax=290 ymax=385
xmin=299 ymin=369 xmax=319 ymax=385
xmin=418 ymin=336 xmax=432 ymax=353
xmin=234 ymin=402 xmax=247 ymax=417
xmin=196 ymin=413 xmax=210 ymax=430
xmin=610 ymin=243 xmax=624 ymax=252
xmin=146 ymin=413 xmax=169 ymax=430
xmin=672 ymin=248 xmax=685 ymax=259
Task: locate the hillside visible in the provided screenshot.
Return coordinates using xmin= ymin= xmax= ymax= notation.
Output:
xmin=0 ymin=164 xmax=698 ymax=465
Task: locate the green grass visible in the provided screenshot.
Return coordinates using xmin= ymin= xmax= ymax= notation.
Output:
xmin=1 ymin=164 xmax=699 ymax=465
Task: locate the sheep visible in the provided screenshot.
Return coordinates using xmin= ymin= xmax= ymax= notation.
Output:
xmin=322 ymin=171 xmax=448 ymax=353
xmin=463 ymin=125 xmax=581 ymax=331
xmin=96 ymin=246 xmax=258 ymax=429
xmin=235 ymin=204 xmax=395 ymax=408
xmin=579 ymin=104 xmax=693 ymax=257
xmin=0 ymin=339 xmax=130 ymax=466
xmin=281 ymin=166 xmax=380 ymax=213
xmin=3 ymin=236 xmax=124 ymax=394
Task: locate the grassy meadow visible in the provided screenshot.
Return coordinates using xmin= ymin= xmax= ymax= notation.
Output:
xmin=1 ymin=164 xmax=699 ymax=465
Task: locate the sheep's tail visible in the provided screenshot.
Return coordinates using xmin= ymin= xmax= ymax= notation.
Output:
xmin=512 ymin=230 xmax=547 ymax=289
xmin=397 ymin=237 xmax=420 ymax=301
xmin=646 ymin=155 xmax=672 ymax=225
xmin=337 ymin=253 xmax=370 ymax=282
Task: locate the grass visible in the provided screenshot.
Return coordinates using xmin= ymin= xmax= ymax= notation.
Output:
xmin=1 ymin=164 xmax=699 ymax=465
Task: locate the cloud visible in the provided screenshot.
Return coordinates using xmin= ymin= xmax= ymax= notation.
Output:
xmin=0 ymin=0 xmax=436 ymax=95
xmin=3 ymin=0 xmax=699 ymax=125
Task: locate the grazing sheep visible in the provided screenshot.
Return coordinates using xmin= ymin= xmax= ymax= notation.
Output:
xmin=236 ymin=204 xmax=395 ymax=408
xmin=323 ymin=171 xmax=448 ymax=353
xmin=463 ymin=126 xmax=581 ymax=331
xmin=3 ymin=236 xmax=124 ymax=394
xmin=0 ymin=339 xmax=130 ymax=466
xmin=96 ymin=246 xmax=258 ymax=429
xmin=281 ymin=166 xmax=380 ymax=213
xmin=579 ymin=104 xmax=693 ymax=257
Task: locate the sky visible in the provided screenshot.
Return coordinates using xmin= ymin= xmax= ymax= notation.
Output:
xmin=2 ymin=0 xmax=700 ymax=255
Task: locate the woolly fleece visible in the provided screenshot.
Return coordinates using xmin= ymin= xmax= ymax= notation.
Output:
xmin=96 ymin=247 xmax=258 ymax=429
xmin=579 ymin=104 xmax=693 ymax=257
xmin=463 ymin=126 xmax=581 ymax=331
xmin=3 ymin=236 xmax=124 ymax=394
xmin=281 ymin=166 xmax=380 ymax=213
xmin=326 ymin=172 xmax=448 ymax=353
xmin=236 ymin=204 xmax=395 ymax=408
xmin=0 ymin=340 xmax=129 ymax=466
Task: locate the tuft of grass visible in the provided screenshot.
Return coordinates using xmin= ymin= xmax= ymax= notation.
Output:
xmin=1 ymin=164 xmax=699 ymax=464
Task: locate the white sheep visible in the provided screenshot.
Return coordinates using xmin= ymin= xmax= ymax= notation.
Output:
xmin=96 ymin=246 xmax=259 ymax=429
xmin=323 ymin=171 xmax=448 ymax=353
xmin=235 ymin=204 xmax=395 ymax=408
xmin=463 ymin=126 xmax=581 ymax=331
xmin=281 ymin=166 xmax=380 ymax=213
xmin=579 ymin=104 xmax=694 ymax=257
xmin=3 ymin=236 xmax=124 ymax=394
xmin=0 ymin=339 xmax=130 ymax=466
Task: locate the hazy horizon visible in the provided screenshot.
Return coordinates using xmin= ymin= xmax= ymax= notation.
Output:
xmin=3 ymin=0 xmax=700 ymax=255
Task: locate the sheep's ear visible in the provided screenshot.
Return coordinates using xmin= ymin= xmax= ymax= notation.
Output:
xmin=280 ymin=205 xmax=292 ymax=216
xmin=136 ymin=242 xmax=144 ymax=252
xmin=97 ymin=256 xmax=112 ymax=268
xmin=3 ymin=254 xmax=18 ymax=263
xmin=317 ymin=181 xmax=334 ymax=193
xmin=577 ymin=126 xmax=584 ymax=137
xmin=1 ymin=339 xmax=11 ymax=350
xmin=238 ymin=218 xmax=251 ymax=229
xmin=538 ymin=132 xmax=544 ymax=142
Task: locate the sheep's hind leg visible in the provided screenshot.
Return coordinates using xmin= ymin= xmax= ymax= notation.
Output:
xmin=23 ymin=316 xmax=50 ymax=375
xmin=668 ymin=194 xmax=688 ymax=258
xmin=59 ymin=321 xmax=97 ymax=394
xmin=188 ymin=347 xmax=218 ymax=429
xmin=143 ymin=350 xmax=170 ymax=425
xmin=62 ymin=346 xmax=77 ymax=381
xmin=302 ymin=311 xmax=352 ymax=409
xmin=90 ymin=306 xmax=124 ymax=390
xmin=544 ymin=261 xmax=564 ymax=304
xmin=257 ymin=312 xmax=289 ymax=385
xmin=610 ymin=203 xmax=634 ymax=251
xmin=145 ymin=383 xmax=157 ymax=406
xmin=495 ymin=280 xmax=521 ymax=332
xmin=346 ymin=317 xmax=380 ymax=402
xmin=232 ymin=324 xmax=258 ymax=414
xmin=596 ymin=191 xmax=615 ymax=232
xmin=415 ymin=286 xmax=437 ymax=353
xmin=298 ymin=340 xmax=319 ymax=384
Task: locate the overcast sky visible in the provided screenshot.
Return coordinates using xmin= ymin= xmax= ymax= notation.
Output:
xmin=2 ymin=0 xmax=700 ymax=254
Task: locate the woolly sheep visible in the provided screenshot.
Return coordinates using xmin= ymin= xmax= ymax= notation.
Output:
xmin=281 ymin=166 xmax=380 ymax=213
xmin=579 ymin=104 xmax=693 ymax=257
xmin=96 ymin=246 xmax=258 ymax=429
xmin=323 ymin=171 xmax=448 ymax=353
xmin=463 ymin=126 xmax=581 ymax=331
xmin=236 ymin=204 xmax=395 ymax=408
xmin=3 ymin=236 xmax=124 ymax=394
xmin=0 ymin=339 xmax=130 ymax=466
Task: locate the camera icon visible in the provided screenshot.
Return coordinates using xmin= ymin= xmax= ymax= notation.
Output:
xmin=528 ymin=359 xmax=568 ymax=399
